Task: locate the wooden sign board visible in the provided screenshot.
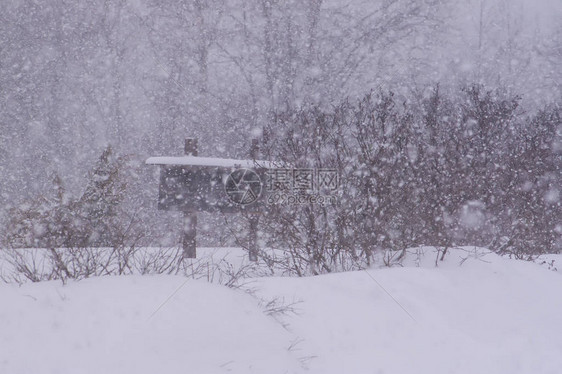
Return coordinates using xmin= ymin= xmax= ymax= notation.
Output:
xmin=147 ymin=156 xmax=276 ymax=214
xmin=157 ymin=165 xmax=267 ymax=213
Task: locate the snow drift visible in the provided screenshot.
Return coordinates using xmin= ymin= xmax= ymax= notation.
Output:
xmin=1 ymin=247 xmax=561 ymax=374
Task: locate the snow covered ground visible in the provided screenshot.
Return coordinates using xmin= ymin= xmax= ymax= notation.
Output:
xmin=1 ymin=247 xmax=561 ymax=374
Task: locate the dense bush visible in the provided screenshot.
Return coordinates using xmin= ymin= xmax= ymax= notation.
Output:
xmin=261 ymin=85 xmax=561 ymax=272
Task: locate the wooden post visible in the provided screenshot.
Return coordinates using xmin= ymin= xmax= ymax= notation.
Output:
xmin=183 ymin=138 xmax=198 ymax=259
xmin=248 ymin=138 xmax=259 ymax=262
xmin=248 ymin=216 xmax=258 ymax=262
xmin=184 ymin=138 xmax=198 ymax=157
xmin=250 ymin=138 xmax=259 ymax=161
xmin=182 ymin=214 xmax=197 ymax=259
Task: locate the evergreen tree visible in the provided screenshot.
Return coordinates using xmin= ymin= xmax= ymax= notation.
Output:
xmin=79 ymin=146 xmax=128 ymax=247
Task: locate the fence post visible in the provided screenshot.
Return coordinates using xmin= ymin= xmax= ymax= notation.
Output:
xmin=248 ymin=138 xmax=259 ymax=262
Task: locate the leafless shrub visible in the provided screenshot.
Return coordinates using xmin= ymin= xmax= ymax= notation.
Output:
xmin=256 ymin=87 xmax=560 ymax=275
xmin=133 ymin=247 xmax=184 ymax=275
xmin=458 ymin=247 xmax=493 ymax=266
xmin=262 ymin=297 xmax=301 ymax=317
xmin=382 ymin=249 xmax=406 ymax=267
xmin=538 ymin=259 xmax=558 ymax=272
xmin=1 ymin=248 xmax=51 ymax=284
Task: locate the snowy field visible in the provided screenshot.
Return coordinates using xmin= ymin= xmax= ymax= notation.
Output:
xmin=1 ymin=247 xmax=561 ymax=374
